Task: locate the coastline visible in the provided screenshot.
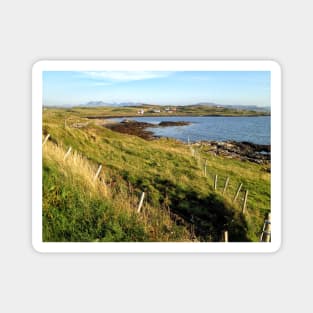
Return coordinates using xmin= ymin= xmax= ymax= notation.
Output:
xmin=104 ymin=119 xmax=190 ymax=140
xmin=101 ymin=118 xmax=271 ymax=165
xmin=86 ymin=113 xmax=270 ymax=120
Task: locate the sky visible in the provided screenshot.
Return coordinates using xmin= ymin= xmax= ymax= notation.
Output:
xmin=42 ymin=71 xmax=270 ymax=107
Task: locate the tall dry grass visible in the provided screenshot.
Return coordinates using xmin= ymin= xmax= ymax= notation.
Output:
xmin=43 ymin=140 xmax=193 ymax=242
xmin=43 ymin=141 xmax=108 ymax=197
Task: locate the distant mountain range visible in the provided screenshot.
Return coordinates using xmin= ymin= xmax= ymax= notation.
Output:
xmin=192 ymin=103 xmax=271 ymax=112
xmin=45 ymin=101 xmax=270 ymax=112
xmin=83 ymin=101 xmax=144 ymax=107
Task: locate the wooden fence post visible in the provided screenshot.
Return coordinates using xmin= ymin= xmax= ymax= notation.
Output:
xmin=260 ymin=213 xmax=271 ymax=242
xmin=233 ymin=183 xmax=243 ymax=202
xmin=223 ymin=176 xmax=230 ymax=195
xmin=204 ymin=160 xmax=207 ymax=177
xmin=42 ymin=134 xmax=50 ymax=146
xmin=221 ymin=231 xmax=228 ymax=242
xmin=137 ymin=192 xmax=145 ymax=213
xmin=214 ymin=174 xmax=218 ymax=190
xmin=63 ymin=147 xmax=72 ymax=160
xmin=242 ymin=190 xmax=249 ymax=214
xmin=93 ymin=165 xmax=103 ymax=182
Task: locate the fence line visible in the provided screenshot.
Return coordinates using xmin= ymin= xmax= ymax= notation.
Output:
xmin=43 ymin=137 xmax=269 ymax=241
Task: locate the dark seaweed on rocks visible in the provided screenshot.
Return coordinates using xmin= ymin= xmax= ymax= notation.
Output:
xmin=106 ymin=119 xmax=191 ymax=140
xmin=158 ymin=121 xmax=191 ymax=127
xmin=196 ymin=141 xmax=271 ymax=165
xmin=106 ymin=119 xmax=155 ymax=140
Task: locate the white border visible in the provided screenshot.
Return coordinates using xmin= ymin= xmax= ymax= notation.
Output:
xmin=32 ymin=60 xmax=281 ymax=253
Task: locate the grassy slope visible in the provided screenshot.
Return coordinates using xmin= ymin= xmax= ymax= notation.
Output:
xmin=43 ymin=141 xmax=191 ymax=242
xmin=43 ymin=108 xmax=270 ymax=242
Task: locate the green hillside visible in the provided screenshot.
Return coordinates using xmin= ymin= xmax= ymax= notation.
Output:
xmin=42 ymin=108 xmax=270 ymax=242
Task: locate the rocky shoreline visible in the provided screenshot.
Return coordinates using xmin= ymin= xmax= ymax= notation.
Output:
xmin=104 ymin=119 xmax=270 ymax=165
xmin=105 ymin=119 xmax=190 ymax=140
xmin=106 ymin=120 xmax=155 ymax=139
xmin=193 ymin=140 xmax=270 ymax=165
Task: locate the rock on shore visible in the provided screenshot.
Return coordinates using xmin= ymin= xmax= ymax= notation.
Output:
xmin=194 ymin=140 xmax=270 ymax=165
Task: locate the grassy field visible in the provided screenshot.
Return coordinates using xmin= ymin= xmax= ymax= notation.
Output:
xmin=42 ymin=107 xmax=271 ymax=242
xmin=52 ymin=104 xmax=269 ymax=118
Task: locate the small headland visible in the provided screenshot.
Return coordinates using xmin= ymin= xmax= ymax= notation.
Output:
xmin=105 ymin=119 xmax=190 ymax=140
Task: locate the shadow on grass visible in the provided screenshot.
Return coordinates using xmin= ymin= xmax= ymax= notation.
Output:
xmin=150 ymin=178 xmax=249 ymax=242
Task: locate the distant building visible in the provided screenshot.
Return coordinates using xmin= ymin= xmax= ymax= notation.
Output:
xmin=164 ymin=107 xmax=176 ymax=113
xmin=137 ymin=109 xmax=145 ymax=115
xmin=165 ymin=107 xmax=176 ymax=113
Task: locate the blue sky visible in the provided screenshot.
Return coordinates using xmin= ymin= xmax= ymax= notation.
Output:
xmin=43 ymin=71 xmax=270 ymax=107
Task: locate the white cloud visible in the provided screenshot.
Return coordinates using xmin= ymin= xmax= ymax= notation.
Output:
xmin=82 ymin=71 xmax=172 ymax=83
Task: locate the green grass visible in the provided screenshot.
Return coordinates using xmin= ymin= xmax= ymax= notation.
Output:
xmin=42 ymin=108 xmax=271 ymax=242
xmin=43 ymin=141 xmax=191 ymax=242
xmin=45 ymin=104 xmax=269 ymax=118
